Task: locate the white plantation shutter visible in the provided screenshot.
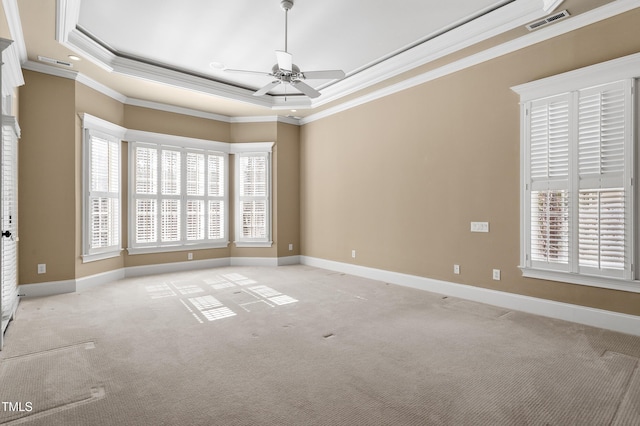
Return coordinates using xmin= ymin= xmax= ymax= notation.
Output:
xmin=242 ymin=201 xmax=267 ymax=238
xmin=136 ymin=199 xmax=157 ymax=243
xmin=208 ymin=154 xmax=225 ymax=240
xmin=161 ymin=199 xmax=181 ymax=242
xmin=236 ymin=153 xmax=271 ymax=244
xmin=209 ymin=200 xmax=224 ymax=240
xmin=576 ymin=81 xmax=630 ymax=277
xmin=1 ymin=118 xmax=19 ymax=337
xmin=186 ymin=152 xmax=205 ymax=241
xmin=530 ymin=190 xmax=569 ymax=264
xmin=578 ymin=190 xmax=625 ymax=270
xmin=134 ymin=145 xmax=159 ymax=245
xmin=186 ymin=200 xmax=204 ymax=240
xmin=161 ymin=150 xmax=181 ymax=195
xmin=526 ymin=94 xmax=570 ymax=270
xmin=135 ymin=146 xmax=157 ymax=194
xmin=240 ymin=155 xmax=267 ymax=197
xmin=160 ymin=149 xmax=181 ymax=243
xmin=85 ymin=130 xmax=121 ymax=256
xmin=529 ymin=96 xmax=570 ymax=180
xmin=520 ymin=77 xmax=634 ymax=286
xmin=130 ymin=140 xmax=228 ymax=252
xmin=187 ymin=152 xmax=204 ymax=196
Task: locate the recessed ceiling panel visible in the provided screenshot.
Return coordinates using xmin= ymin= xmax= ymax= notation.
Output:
xmin=77 ymin=0 xmax=512 ymax=95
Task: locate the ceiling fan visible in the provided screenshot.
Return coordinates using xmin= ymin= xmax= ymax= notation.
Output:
xmin=225 ymin=0 xmax=345 ymax=99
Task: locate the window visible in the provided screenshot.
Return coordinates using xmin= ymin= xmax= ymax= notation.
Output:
xmin=128 ymin=133 xmax=228 ymax=254
xmin=513 ymin=54 xmax=639 ymax=292
xmin=82 ymin=115 xmax=126 ymax=262
xmin=232 ymin=143 xmax=274 ymax=247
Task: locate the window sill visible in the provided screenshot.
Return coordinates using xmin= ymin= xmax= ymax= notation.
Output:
xmin=520 ymin=267 xmax=640 ymax=294
xmin=82 ymin=249 xmax=123 ymax=263
xmin=127 ymin=242 xmax=229 ymax=255
xmin=234 ymin=241 xmax=273 ymax=248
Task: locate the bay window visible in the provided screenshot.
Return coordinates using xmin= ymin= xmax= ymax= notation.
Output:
xmin=128 ymin=133 xmax=229 ymax=254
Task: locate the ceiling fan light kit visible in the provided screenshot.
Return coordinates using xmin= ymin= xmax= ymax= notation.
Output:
xmin=225 ymin=0 xmax=345 ymax=99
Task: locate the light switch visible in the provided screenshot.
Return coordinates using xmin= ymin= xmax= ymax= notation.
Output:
xmin=471 ymin=222 xmax=489 ymax=233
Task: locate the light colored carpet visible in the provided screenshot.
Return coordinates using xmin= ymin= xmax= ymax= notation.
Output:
xmin=0 ymin=265 xmax=639 ymax=425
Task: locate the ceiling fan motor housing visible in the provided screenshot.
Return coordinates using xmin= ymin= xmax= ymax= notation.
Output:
xmin=280 ymin=0 xmax=294 ymax=11
xmin=272 ymin=64 xmax=301 ymax=83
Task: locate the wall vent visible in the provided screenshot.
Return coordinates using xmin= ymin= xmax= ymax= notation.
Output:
xmin=526 ymin=9 xmax=570 ymax=31
xmin=37 ymin=55 xmax=73 ymax=68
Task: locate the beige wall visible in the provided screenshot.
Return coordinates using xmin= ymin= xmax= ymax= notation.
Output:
xmin=18 ymin=71 xmax=76 ymax=284
xmin=300 ymin=9 xmax=640 ymax=316
xmin=18 ymin=78 xmax=300 ymax=284
xmin=275 ymin=123 xmax=300 ymax=258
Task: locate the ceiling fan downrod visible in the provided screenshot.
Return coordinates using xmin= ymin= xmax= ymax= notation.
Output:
xmin=281 ymin=0 xmax=294 ymax=52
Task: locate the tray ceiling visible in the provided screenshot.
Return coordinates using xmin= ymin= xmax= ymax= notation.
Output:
xmin=9 ymin=0 xmax=622 ymax=118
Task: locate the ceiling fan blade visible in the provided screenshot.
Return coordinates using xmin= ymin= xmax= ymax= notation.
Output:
xmin=224 ymin=68 xmax=273 ymax=77
xmin=253 ymin=81 xmax=280 ymax=97
xmin=292 ymin=80 xmax=321 ymax=99
xmin=302 ymin=70 xmax=346 ymax=80
xmin=275 ymin=50 xmax=293 ymax=72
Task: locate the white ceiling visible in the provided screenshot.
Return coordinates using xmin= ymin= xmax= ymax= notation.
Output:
xmin=76 ymin=0 xmax=509 ymax=96
xmin=9 ymin=0 xmax=610 ymax=118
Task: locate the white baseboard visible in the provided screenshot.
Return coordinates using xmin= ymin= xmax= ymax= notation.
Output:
xmin=299 ymin=256 xmax=640 ymax=337
xmin=125 ymin=258 xmax=231 ymax=277
xmin=18 ymin=256 xmax=290 ymax=297
xmin=18 ymin=279 xmax=76 ymax=298
xmin=77 ymin=269 xmax=125 ymax=292
xmin=21 ymin=254 xmax=639 ymax=337
xmin=230 ymin=257 xmax=279 ymax=267
xmin=278 ymin=255 xmax=300 ymax=266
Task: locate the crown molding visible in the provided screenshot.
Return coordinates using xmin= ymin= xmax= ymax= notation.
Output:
xmin=230 ymin=115 xmax=300 ymax=125
xmin=125 ymin=98 xmax=233 ymax=123
xmin=1 ymin=0 xmax=26 ymax=90
xmin=22 ymin=59 xmax=78 ymax=80
xmin=55 ymin=0 xmax=554 ymax=110
xmin=1 ymin=40 xmax=24 ymax=93
xmin=2 ymin=0 xmax=26 ymax=62
xmin=301 ymin=0 xmax=640 ymax=125
xmin=20 ymin=60 xmax=299 ymax=124
xmin=310 ymin=0 xmax=549 ymax=109
xmin=22 ymin=59 xmax=126 ymax=102
xmin=543 ymin=0 xmax=565 ymax=13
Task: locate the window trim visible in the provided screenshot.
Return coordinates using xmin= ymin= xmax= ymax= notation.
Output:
xmin=231 ymin=142 xmax=274 ymax=248
xmin=512 ymin=52 xmax=640 ymax=293
xmin=127 ymin=130 xmax=231 ymax=255
xmin=81 ymin=114 xmax=126 ymax=263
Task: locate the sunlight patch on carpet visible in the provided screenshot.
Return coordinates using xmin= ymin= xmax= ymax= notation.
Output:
xmin=201 ymin=307 xmax=237 ymax=321
xmin=269 ymin=295 xmax=298 ymax=306
xmin=147 ymin=273 xmax=298 ymax=323
xmin=145 ymin=283 xmax=176 ymax=299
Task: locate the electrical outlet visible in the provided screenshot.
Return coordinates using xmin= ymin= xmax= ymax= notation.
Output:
xmin=493 ymin=269 xmax=501 ymax=280
xmin=37 ymin=263 xmax=46 ymax=274
xmin=289 ymin=243 xmax=293 ymax=251
xmin=453 ymin=264 xmax=460 ymax=274
xmin=187 ymin=252 xmax=193 ymax=260
xmin=351 ymin=250 xmax=356 ymax=258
